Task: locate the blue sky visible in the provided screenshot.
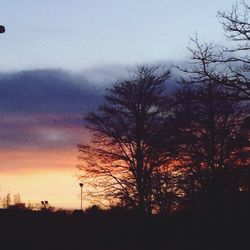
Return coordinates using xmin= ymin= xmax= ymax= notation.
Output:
xmin=1 ymin=0 xmax=237 ymax=71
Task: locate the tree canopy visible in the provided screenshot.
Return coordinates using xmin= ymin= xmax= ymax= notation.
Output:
xmin=78 ymin=66 xmax=175 ymax=214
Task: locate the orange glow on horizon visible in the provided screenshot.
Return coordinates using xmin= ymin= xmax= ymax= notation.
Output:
xmin=0 ymin=148 xmax=90 ymax=210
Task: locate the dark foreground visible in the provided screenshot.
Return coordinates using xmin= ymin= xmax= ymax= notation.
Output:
xmin=0 ymin=205 xmax=249 ymax=250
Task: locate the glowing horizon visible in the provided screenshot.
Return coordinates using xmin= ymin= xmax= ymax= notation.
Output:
xmin=0 ymin=148 xmax=91 ymax=210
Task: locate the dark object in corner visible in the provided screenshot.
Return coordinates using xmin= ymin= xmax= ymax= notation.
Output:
xmin=0 ymin=25 xmax=5 ymax=33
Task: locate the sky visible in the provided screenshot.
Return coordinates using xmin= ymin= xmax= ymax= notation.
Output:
xmin=0 ymin=0 xmax=239 ymax=209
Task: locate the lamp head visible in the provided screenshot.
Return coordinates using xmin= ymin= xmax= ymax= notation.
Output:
xmin=0 ymin=25 xmax=5 ymax=33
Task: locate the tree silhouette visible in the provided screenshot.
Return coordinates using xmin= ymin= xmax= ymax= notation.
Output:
xmin=78 ymin=66 xmax=173 ymax=214
xmin=175 ymin=1 xmax=250 ymax=207
xmin=171 ymin=81 xmax=249 ymax=208
xmin=179 ymin=1 xmax=250 ymax=101
xmin=2 ymin=193 xmax=11 ymax=208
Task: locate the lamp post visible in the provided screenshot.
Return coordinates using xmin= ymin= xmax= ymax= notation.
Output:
xmin=79 ymin=183 xmax=83 ymax=211
xmin=41 ymin=200 xmax=48 ymax=210
xmin=0 ymin=25 xmax=5 ymax=33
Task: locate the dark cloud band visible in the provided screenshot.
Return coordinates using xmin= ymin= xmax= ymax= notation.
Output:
xmin=0 ymin=69 xmax=104 ymax=115
xmin=0 ymin=69 xmax=107 ymax=149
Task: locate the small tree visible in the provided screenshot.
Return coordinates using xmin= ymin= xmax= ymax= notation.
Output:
xmin=78 ymin=66 xmax=173 ymax=214
xmin=2 ymin=193 xmax=11 ymax=209
xmin=13 ymin=193 xmax=21 ymax=205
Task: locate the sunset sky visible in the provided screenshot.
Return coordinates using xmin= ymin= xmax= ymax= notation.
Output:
xmin=0 ymin=0 xmax=238 ymax=209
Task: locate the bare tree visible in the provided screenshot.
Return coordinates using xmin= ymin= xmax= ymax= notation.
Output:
xmin=13 ymin=193 xmax=21 ymax=205
xmin=77 ymin=66 xmax=174 ymax=214
xmin=180 ymin=1 xmax=250 ymax=100
xmin=2 ymin=193 xmax=11 ymax=209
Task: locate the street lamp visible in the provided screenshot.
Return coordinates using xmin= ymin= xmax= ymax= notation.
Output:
xmin=0 ymin=25 xmax=5 ymax=33
xmin=41 ymin=200 xmax=49 ymax=210
xmin=79 ymin=183 xmax=83 ymax=211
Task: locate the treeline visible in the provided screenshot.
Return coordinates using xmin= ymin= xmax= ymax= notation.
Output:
xmin=1 ymin=204 xmax=249 ymax=250
xmin=0 ymin=192 xmax=53 ymax=211
xmin=77 ymin=2 xmax=250 ymax=215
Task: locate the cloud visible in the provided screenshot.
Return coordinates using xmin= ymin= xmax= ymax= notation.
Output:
xmin=0 ymin=114 xmax=90 ymax=150
xmin=0 ymin=68 xmax=113 ymax=149
xmin=0 ymin=69 xmax=106 ymax=115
